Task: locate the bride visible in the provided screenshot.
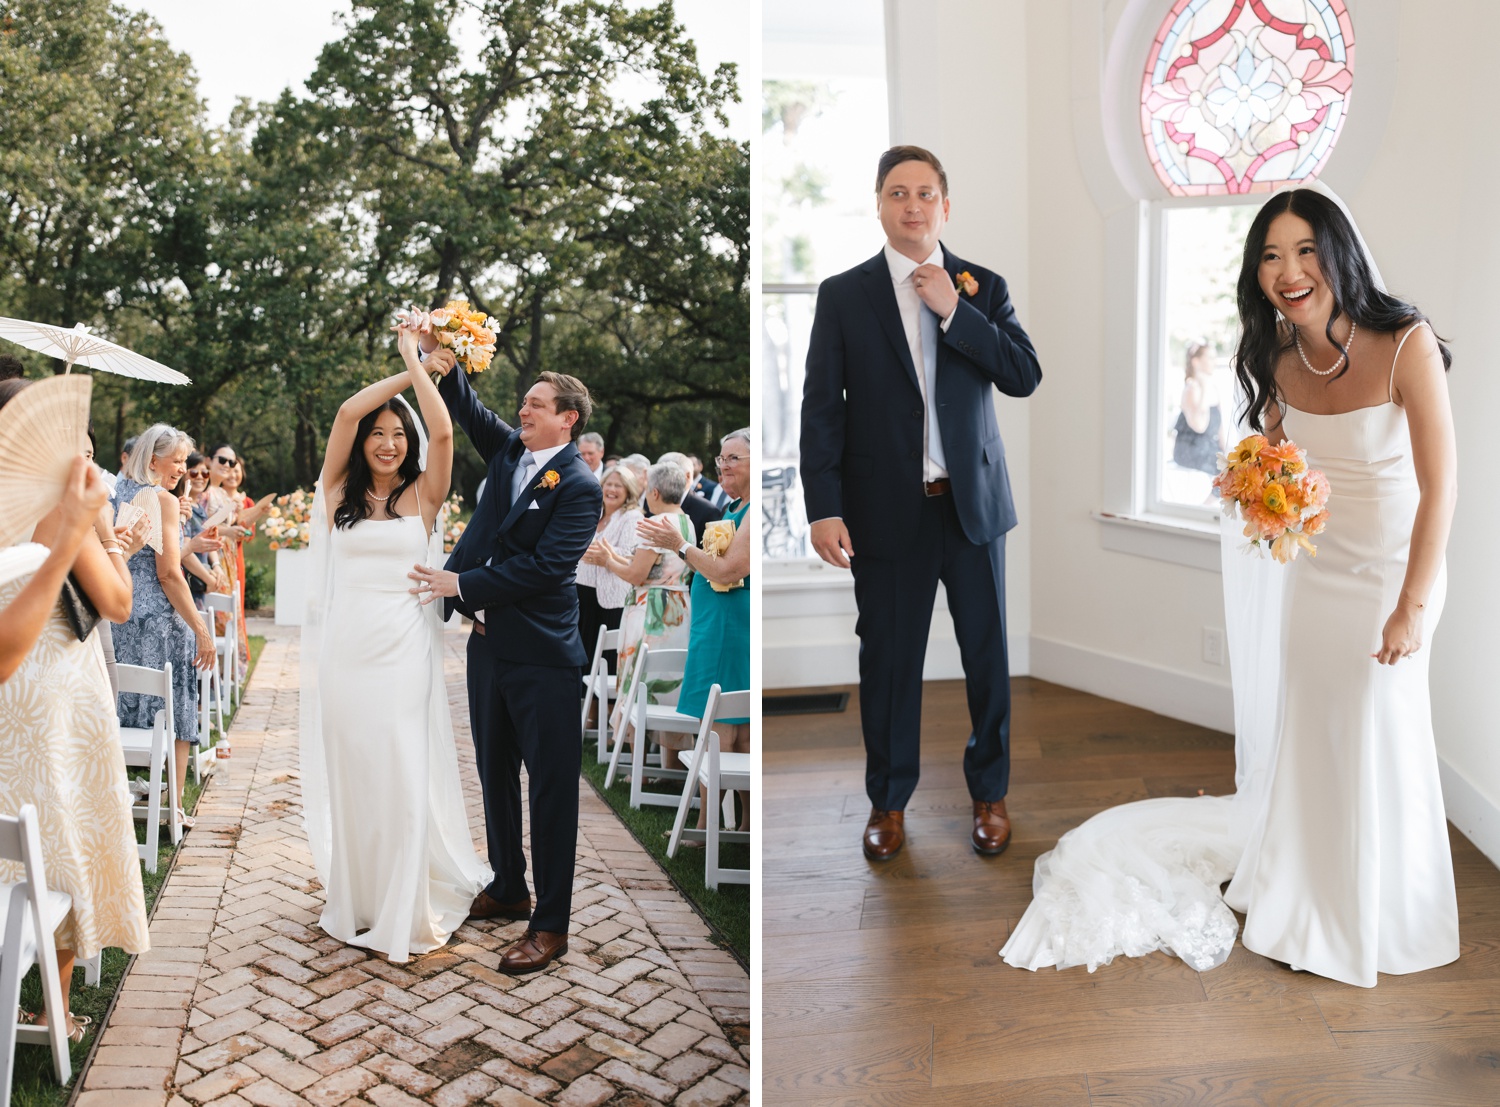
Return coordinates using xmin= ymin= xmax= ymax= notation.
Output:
xmin=300 ymin=327 xmax=491 ymax=962
xmin=1003 ymin=188 xmax=1458 ymax=988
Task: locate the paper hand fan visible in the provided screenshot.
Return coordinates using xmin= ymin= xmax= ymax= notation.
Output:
xmin=200 ymin=502 xmax=235 ymax=531
xmin=130 ymin=484 xmax=165 ymax=554
xmin=115 ymin=501 xmax=145 ymax=530
xmin=0 ymin=374 xmax=93 ymax=547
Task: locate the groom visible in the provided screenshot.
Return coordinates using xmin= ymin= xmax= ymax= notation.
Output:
xmin=800 ymin=145 xmax=1042 ymax=862
xmin=409 ymin=349 xmax=601 ymax=974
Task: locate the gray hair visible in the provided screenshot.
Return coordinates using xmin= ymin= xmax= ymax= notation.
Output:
xmin=646 ymin=460 xmax=687 ymax=505
xmin=721 ymin=427 xmax=751 ymax=450
xmin=578 ymin=431 xmax=604 ymax=450
xmin=620 ymin=453 xmax=650 ymax=477
xmin=124 ymin=424 xmax=194 ymax=485
xmin=656 ymin=451 xmax=694 ymax=480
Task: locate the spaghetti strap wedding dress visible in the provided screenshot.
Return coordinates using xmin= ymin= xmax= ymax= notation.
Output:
xmin=302 ymin=511 xmax=491 ymax=962
xmin=1004 ymin=323 xmax=1459 ymax=987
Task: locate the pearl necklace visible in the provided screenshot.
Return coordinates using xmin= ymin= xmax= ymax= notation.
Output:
xmin=1294 ymin=321 xmax=1357 ymax=376
xmin=369 ymin=490 xmax=391 ymax=502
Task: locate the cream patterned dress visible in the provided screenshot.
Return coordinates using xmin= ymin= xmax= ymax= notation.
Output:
xmin=0 ymin=555 xmax=150 ymax=960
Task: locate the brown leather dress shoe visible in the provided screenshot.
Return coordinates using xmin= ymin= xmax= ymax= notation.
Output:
xmin=469 ymin=890 xmax=533 ymax=921
xmin=972 ymin=799 xmax=1011 ymax=856
xmin=497 ymin=930 xmax=569 ymax=975
xmin=862 ymin=809 xmax=905 ymax=861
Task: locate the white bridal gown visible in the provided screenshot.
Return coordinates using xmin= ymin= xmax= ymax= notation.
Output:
xmin=305 ymin=511 xmax=491 ymax=962
xmin=1004 ymin=324 xmax=1459 ymax=988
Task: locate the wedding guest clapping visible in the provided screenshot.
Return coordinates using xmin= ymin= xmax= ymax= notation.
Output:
xmin=112 ymin=425 xmax=217 ymax=829
xmin=601 ymin=461 xmax=695 ymax=757
xmin=639 ymin=429 xmax=752 ymax=834
xmin=576 ymin=465 xmax=643 ymax=676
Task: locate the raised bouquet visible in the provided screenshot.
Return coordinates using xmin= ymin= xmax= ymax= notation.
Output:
xmin=440 ymin=491 xmax=467 ymax=554
xmin=1213 ymin=435 xmax=1330 ymax=563
xmin=700 ymin=518 xmax=744 ymax=592
xmin=262 ymin=488 xmax=314 ymax=551
xmin=391 ymin=299 xmax=496 ymax=375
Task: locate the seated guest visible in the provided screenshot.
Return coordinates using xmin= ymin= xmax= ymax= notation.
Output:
xmin=640 ymin=429 xmax=752 ymax=832
xmin=0 ymin=383 xmax=150 ymax=1043
xmin=112 ymin=425 xmax=218 ymax=828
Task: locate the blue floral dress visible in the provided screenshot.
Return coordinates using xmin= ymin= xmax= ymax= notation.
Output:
xmin=111 ymin=476 xmax=198 ymax=743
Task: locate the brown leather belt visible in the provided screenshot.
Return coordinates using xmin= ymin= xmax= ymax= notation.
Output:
xmin=473 ymin=620 xmax=486 ymax=636
xmin=923 ymin=479 xmax=951 ymax=497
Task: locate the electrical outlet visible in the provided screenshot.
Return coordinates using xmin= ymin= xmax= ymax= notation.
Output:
xmin=1202 ymin=627 xmax=1226 ymax=666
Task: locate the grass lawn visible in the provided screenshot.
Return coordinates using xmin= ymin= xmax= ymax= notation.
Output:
xmin=7 ymin=635 xmax=265 ymax=1107
xmin=580 ymin=756 xmax=750 ymax=967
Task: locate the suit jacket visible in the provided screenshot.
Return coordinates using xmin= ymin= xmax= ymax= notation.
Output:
xmin=438 ymin=367 xmax=603 ymax=667
xmin=800 ymin=244 xmax=1041 ymax=560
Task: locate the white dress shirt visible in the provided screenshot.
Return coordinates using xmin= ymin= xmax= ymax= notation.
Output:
xmin=884 ymin=242 xmax=957 ymax=482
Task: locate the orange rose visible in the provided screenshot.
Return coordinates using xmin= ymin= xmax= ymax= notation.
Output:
xmin=955 ymin=270 xmax=979 ymax=297
xmin=536 ymin=469 xmax=560 ymax=491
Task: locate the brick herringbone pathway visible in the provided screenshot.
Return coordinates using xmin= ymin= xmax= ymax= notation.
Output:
xmin=78 ymin=620 xmax=749 ymax=1107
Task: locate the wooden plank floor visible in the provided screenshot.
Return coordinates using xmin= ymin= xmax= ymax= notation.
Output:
xmin=763 ymin=677 xmax=1500 ymax=1105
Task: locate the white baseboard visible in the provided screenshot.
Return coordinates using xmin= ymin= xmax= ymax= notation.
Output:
xmin=1438 ymin=757 xmax=1500 ymax=870
xmin=1028 ymin=635 xmax=1235 ymax=733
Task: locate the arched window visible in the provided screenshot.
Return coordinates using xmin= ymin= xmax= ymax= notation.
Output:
xmin=1135 ymin=0 xmax=1355 ymax=519
xmin=1141 ymin=0 xmax=1355 ymax=197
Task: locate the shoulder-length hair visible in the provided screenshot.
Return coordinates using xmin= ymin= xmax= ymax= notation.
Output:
xmin=1233 ymin=189 xmax=1451 ymax=433
xmin=333 ymin=400 xmax=421 ymax=529
xmin=124 ymin=424 xmax=194 ymax=485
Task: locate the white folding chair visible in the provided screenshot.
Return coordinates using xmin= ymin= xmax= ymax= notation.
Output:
xmin=204 ymin=592 xmax=239 ymax=708
xmin=116 ymin=662 xmax=181 ymax=871
xmin=667 ymin=686 xmax=750 ymax=889
xmin=193 ymin=664 xmax=220 ymax=784
xmin=605 ymin=646 xmax=700 ymax=809
xmin=580 ymin=627 xmax=620 ymax=764
xmin=1 ymin=805 xmax=73 ymax=1100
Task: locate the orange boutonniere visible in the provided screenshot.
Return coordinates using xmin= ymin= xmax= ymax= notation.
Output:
xmin=536 ymin=470 xmax=560 ymax=492
xmin=955 ymin=270 xmax=979 ymax=297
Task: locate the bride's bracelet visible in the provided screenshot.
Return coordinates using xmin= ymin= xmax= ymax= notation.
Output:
xmin=1398 ymin=592 xmax=1426 ymax=610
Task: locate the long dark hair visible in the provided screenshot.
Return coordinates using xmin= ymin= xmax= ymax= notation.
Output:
xmin=333 ymin=401 xmax=421 ymax=529
xmin=1233 ymin=189 xmax=1451 ymax=433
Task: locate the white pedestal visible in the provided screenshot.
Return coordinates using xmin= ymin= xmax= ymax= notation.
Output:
xmin=274 ymin=547 xmax=310 ymax=626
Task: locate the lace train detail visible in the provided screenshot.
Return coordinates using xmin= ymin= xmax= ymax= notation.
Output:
xmin=1001 ymin=796 xmax=1242 ymax=973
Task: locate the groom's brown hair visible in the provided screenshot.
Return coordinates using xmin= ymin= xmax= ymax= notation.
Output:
xmin=536 ymin=371 xmax=592 ymax=438
xmin=875 ymin=145 xmax=949 ymax=197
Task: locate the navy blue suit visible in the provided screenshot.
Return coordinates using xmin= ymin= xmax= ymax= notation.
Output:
xmin=800 ymin=245 xmax=1041 ymax=811
xmin=439 ymin=366 xmax=602 ymax=933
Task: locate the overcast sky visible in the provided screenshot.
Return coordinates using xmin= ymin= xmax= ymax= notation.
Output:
xmin=126 ymin=0 xmax=755 ymax=141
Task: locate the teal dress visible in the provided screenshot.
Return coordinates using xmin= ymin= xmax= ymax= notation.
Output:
xmin=677 ymin=500 xmax=750 ymax=723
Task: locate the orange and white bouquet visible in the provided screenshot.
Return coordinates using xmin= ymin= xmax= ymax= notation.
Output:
xmin=262 ymin=488 xmax=315 ymax=551
xmin=391 ymin=299 xmax=496 ymax=375
xmin=1213 ymin=435 xmax=1330 ymax=563
xmin=440 ymin=491 xmax=466 ymax=554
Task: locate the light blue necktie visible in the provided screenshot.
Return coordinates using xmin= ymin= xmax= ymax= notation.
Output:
xmin=920 ymin=304 xmax=946 ymax=472
xmin=512 ymin=450 xmax=536 ymax=504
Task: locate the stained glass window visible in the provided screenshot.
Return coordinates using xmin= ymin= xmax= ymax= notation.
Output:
xmin=1141 ymin=0 xmax=1354 ymax=197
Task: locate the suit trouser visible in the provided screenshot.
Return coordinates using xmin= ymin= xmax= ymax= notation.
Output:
xmin=465 ymin=637 xmax=583 ymax=934
xmin=850 ymin=492 xmax=1011 ymax=811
